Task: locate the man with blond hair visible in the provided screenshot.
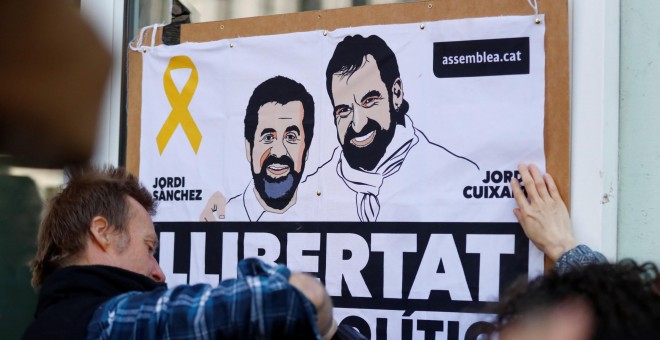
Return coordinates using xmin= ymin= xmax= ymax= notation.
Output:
xmin=22 ymin=166 xmax=336 ymax=339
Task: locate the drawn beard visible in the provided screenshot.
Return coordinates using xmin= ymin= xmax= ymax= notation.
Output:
xmin=252 ymin=154 xmax=302 ymax=210
xmin=342 ymin=117 xmax=396 ymax=171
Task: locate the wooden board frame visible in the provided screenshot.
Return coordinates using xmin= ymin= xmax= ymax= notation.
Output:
xmin=127 ymin=0 xmax=569 ymax=206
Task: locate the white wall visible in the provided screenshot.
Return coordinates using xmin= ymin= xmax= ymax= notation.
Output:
xmin=617 ymin=0 xmax=660 ymax=264
xmin=568 ymin=0 xmax=620 ymax=259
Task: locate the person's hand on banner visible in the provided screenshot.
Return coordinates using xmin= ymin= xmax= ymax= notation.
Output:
xmin=511 ymin=163 xmax=577 ymax=261
xmin=199 ymin=191 xmax=227 ymax=221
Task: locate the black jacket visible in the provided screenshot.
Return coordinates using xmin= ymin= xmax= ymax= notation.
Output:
xmin=21 ymin=265 xmax=164 ymax=340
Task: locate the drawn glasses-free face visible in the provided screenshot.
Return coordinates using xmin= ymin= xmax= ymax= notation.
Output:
xmin=247 ymin=101 xmax=307 ymax=210
xmin=331 ymin=55 xmax=400 ymax=171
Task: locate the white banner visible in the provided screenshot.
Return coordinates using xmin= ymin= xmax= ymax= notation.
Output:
xmin=139 ymin=15 xmax=546 ymax=339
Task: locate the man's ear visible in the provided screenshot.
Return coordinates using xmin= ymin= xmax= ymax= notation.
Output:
xmin=245 ymin=139 xmax=252 ymax=163
xmin=391 ymin=78 xmax=404 ymax=111
xmin=89 ymin=216 xmax=111 ymax=251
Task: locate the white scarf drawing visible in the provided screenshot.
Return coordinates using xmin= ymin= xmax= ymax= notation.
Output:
xmin=336 ymin=115 xmax=419 ymax=222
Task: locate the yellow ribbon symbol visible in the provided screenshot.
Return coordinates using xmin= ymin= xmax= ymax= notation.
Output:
xmin=156 ymin=56 xmax=202 ymax=155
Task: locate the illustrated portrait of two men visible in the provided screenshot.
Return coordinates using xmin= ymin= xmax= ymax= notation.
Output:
xmin=198 ymin=34 xmax=480 ymax=223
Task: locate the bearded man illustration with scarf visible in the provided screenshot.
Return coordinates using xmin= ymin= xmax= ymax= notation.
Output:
xmin=318 ymin=34 xmax=480 ymax=222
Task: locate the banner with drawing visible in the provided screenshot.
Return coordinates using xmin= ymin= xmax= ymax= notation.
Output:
xmin=139 ymin=15 xmax=546 ymax=339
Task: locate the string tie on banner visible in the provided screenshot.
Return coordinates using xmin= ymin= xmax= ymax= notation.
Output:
xmin=129 ymin=23 xmax=165 ymax=52
xmin=527 ymin=0 xmax=541 ymax=24
xmin=156 ymin=56 xmax=202 ymax=155
xmin=527 ymin=0 xmax=539 ymax=15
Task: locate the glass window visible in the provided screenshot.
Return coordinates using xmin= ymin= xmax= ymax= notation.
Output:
xmin=127 ymin=0 xmax=407 ymax=39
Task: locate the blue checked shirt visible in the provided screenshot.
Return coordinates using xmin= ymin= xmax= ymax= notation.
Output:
xmin=86 ymin=258 xmax=321 ymax=339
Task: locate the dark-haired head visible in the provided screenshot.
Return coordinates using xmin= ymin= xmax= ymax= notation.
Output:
xmin=243 ymin=76 xmax=315 ymax=210
xmin=493 ymin=260 xmax=660 ymax=340
xmin=244 ymin=76 xmax=315 ymax=154
xmin=325 ymin=34 xmax=408 ymax=120
xmin=325 ymin=35 xmax=409 ymax=171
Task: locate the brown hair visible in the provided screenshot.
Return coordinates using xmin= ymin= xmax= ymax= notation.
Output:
xmin=30 ymin=165 xmax=155 ymax=287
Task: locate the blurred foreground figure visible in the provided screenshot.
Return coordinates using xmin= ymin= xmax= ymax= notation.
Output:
xmin=494 ymin=261 xmax=660 ymax=340
xmin=22 ymin=166 xmax=336 ymax=339
xmin=0 ymin=1 xmax=110 ymax=337
xmin=0 ymin=1 xmax=110 ymax=167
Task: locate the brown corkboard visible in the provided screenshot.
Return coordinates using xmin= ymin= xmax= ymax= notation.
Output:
xmin=127 ymin=0 xmax=569 ymax=206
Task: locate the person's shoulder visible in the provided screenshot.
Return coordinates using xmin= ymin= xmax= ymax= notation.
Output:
xmin=409 ymin=128 xmax=480 ymax=172
xmin=22 ymin=291 xmax=110 ymax=340
xmin=302 ymin=146 xmax=342 ymax=180
xmin=220 ymin=192 xmax=251 ymax=221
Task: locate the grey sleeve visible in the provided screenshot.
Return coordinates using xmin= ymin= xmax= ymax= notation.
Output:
xmin=555 ymin=244 xmax=608 ymax=274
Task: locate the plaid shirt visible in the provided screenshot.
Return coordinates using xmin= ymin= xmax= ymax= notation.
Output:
xmin=87 ymin=258 xmax=321 ymax=339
